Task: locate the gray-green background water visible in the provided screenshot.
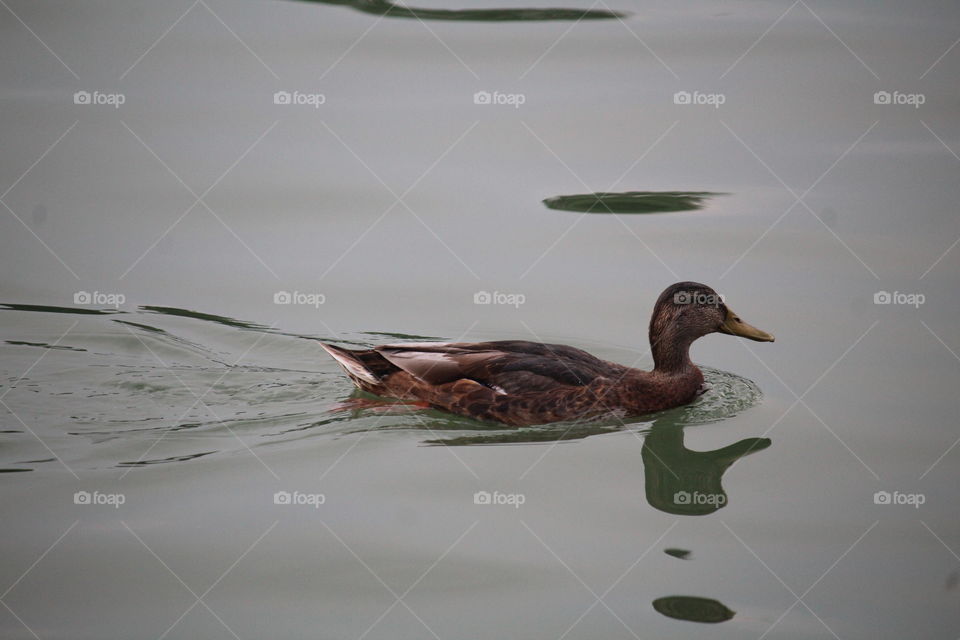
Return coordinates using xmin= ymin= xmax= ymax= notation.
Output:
xmin=1 ymin=1 xmax=959 ymax=638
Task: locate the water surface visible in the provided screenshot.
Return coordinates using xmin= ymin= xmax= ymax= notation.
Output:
xmin=2 ymin=1 xmax=959 ymax=638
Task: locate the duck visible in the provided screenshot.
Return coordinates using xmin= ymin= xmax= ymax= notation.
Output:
xmin=319 ymin=282 xmax=774 ymax=426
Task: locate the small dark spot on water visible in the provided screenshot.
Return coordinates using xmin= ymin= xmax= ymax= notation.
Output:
xmin=543 ymin=191 xmax=721 ymax=214
xmin=652 ymin=595 xmax=735 ymax=623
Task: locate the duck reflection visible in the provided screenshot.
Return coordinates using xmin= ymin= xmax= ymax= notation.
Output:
xmin=642 ymin=421 xmax=770 ymax=515
xmin=416 ymin=405 xmax=770 ymax=513
xmin=292 ymin=0 xmax=626 ymax=21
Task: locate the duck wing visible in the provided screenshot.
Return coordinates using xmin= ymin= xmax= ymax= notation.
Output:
xmin=376 ymin=340 xmax=625 ymax=394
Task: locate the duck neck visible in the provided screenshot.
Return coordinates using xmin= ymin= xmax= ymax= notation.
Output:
xmin=650 ymin=326 xmax=696 ymax=374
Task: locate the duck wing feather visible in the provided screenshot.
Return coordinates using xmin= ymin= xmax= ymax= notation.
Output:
xmin=376 ymin=340 xmax=626 ymax=393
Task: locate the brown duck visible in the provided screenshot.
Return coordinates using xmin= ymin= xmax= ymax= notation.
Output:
xmin=320 ymin=282 xmax=774 ymax=426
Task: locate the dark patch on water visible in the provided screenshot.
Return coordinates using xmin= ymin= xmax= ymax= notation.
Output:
xmin=361 ymin=330 xmax=450 ymax=341
xmin=141 ymin=306 xmax=269 ymax=331
xmin=5 ymin=340 xmax=86 ymax=352
xmin=543 ymin=191 xmax=721 ymax=214
xmin=1 ymin=303 xmax=120 ymax=315
xmin=112 ymin=319 xmax=167 ymax=334
xmin=292 ymin=0 xmax=626 ymax=21
xmin=652 ymin=596 xmax=735 ymax=623
xmin=117 ymin=451 xmax=217 ymax=467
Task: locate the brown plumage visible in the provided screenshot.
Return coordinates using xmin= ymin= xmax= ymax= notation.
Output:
xmin=320 ymin=282 xmax=774 ymax=426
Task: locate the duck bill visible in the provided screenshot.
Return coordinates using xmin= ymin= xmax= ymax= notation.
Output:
xmin=718 ymin=307 xmax=775 ymax=342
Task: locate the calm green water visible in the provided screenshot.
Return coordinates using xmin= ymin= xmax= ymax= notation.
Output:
xmin=2 ymin=1 xmax=959 ymax=638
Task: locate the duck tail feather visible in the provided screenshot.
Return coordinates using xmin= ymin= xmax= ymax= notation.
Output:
xmin=319 ymin=342 xmax=380 ymax=384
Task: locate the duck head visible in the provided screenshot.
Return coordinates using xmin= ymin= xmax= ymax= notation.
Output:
xmin=649 ymin=282 xmax=774 ymax=372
